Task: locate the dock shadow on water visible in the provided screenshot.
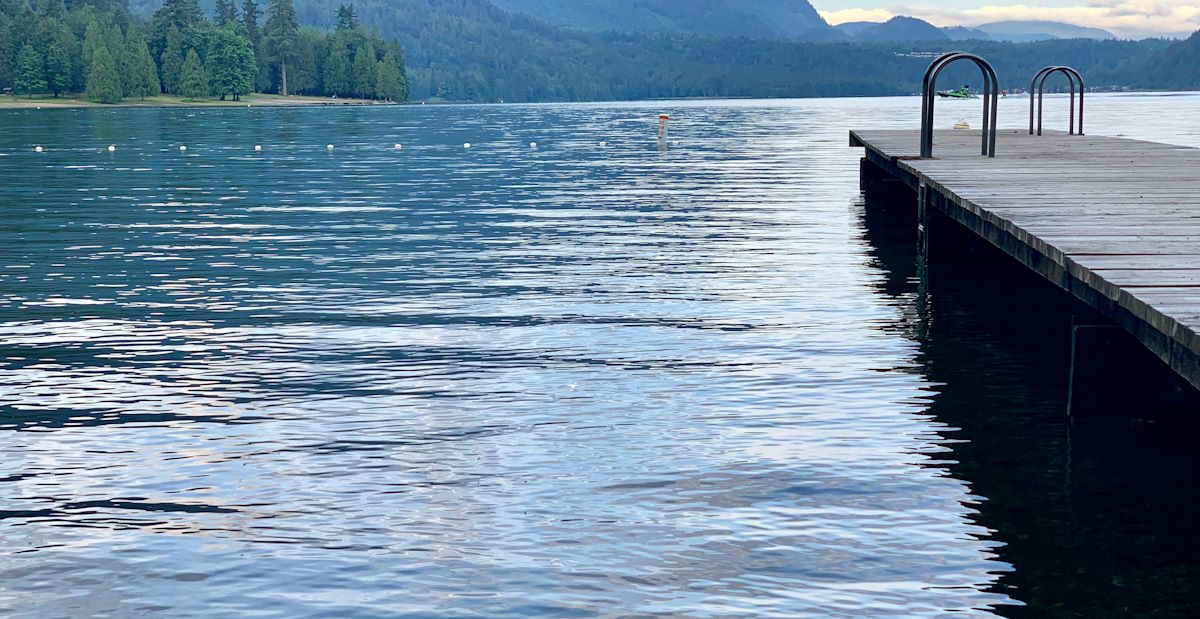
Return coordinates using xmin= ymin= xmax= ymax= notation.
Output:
xmin=861 ymin=195 xmax=1200 ymax=618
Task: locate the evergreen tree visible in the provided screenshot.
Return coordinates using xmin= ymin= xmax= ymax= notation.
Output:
xmin=323 ymin=43 xmax=351 ymax=96
xmin=335 ymin=4 xmax=357 ymax=31
xmin=81 ymin=19 xmax=104 ymax=73
xmin=160 ymin=25 xmax=184 ymax=94
xmin=289 ymin=28 xmax=320 ymax=94
xmin=352 ymin=42 xmax=374 ymax=98
xmin=84 ymin=45 xmax=121 ymax=103
xmin=15 ymin=44 xmax=46 ymax=97
xmin=116 ymin=29 xmax=137 ymax=97
xmin=153 ymin=0 xmax=203 ymax=32
xmin=44 ymin=41 xmax=71 ymax=96
xmin=127 ymin=34 xmax=160 ymax=99
xmin=208 ymin=25 xmax=256 ymax=100
xmin=264 ymin=0 xmax=297 ymax=95
xmin=0 ymin=14 xmax=14 ymax=90
xmin=242 ymin=0 xmax=261 ymax=42
xmin=215 ymin=0 xmax=239 ymax=26
xmin=375 ymin=49 xmax=405 ymax=101
xmin=179 ymin=48 xmax=208 ymax=100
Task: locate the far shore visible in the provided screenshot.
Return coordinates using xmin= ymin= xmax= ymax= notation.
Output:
xmin=0 ymin=93 xmax=397 ymax=109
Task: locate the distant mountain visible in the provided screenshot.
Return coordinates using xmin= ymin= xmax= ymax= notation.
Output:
xmin=488 ymin=0 xmax=832 ymax=39
xmin=857 ymin=16 xmax=950 ymax=42
xmin=1136 ymin=30 xmax=1200 ymax=88
xmin=834 ymin=21 xmax=879 ymax=37
xmin=942 ymin=26 xmax=992 ymax=41
xmin=976 ymin=21 xmax=1117 ymax=42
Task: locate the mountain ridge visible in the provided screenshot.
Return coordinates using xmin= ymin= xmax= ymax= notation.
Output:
xmin=488 ymin=0 xmax=830 ymax=39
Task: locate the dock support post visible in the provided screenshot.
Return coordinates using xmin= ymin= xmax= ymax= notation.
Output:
xmin=860 ymin=158 xmax=910 ymax=204
xmin=1069 ymin=320 xmax=1200 ymax=419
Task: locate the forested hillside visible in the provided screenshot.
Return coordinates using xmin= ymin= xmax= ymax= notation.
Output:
xmin=489 ymin=0 xmax=830 ymax=39
xmin=1134 ymin=31 xmax=1200 ymax=89
xmin=1 ymin=0 xmax=1194 ymax=104
xmin=145 ymin=0 xmax=1163 ymax=102
xmin=0 ymin=0 xmax=408 ymax=102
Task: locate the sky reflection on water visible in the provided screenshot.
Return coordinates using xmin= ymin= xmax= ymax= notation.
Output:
xmin=1 ymin=94 xmax=1199 ymax=617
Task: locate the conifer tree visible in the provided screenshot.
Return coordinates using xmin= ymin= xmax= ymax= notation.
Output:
xmin=127 ymin=34 xmax=160 ymax=99
xmin=15 ymin=44 xmax=47 ymax=97
xmin=335 ymin=4 xmax=358 ymax=31
xmin=160 ymin=26 xmax=184 ymax=94
xmin=179 ymin=48 xmax=209 ymax=100
xmin=82 ymin=20 xmax=105 ymax=73
xmin=84 ymin=45 xmax=122 ymax=103
xmin=323 ymin=43 xmax=351 ymax=97
xmin=265 ymin=0 xmax=298 ymax=95
xmin=0 ymin=15 xmax=14 ymax=89
xmin=375 ymin=50 xmax=404 ymax=101
xmin=116 ymin=30 xmax=137 ymax=97
xmin=352 ymin=42 xmax=375 ymax=98
xmin=215 ymin=0 xmax=239 ymax=26
xmin=44 ymin=41 xmax=71 ymax=97
xmin=242 ymin=0 xmax=261 ymax=42
xmin=153 ymin=0 xmax=203 ymax=31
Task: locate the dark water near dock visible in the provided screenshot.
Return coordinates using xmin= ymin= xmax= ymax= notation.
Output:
xmin=1 ymin=95 xmax=1199 ymax=617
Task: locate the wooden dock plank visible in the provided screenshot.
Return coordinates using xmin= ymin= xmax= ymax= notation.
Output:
xmin=852 ymin=128 xmax=1200 ymax=389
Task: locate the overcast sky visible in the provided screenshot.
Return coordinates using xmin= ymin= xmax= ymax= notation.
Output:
xmin=812 ymin=0 xmax=1199 ymax=38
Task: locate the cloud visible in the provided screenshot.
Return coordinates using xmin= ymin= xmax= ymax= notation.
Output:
xmin=819 ymin=1 xmax=1200 ymax=37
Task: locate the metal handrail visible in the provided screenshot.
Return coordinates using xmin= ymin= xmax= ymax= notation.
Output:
xmin=920 ymin=52 xmax=999 ymax=158
xmin=1029 ymin=66 xmax=1084 ymax=136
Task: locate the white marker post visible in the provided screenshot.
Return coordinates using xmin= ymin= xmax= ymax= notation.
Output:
xmin=657 ymin=114 xmax=669 ymax=150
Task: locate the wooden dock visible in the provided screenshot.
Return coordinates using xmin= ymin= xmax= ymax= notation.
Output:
xmin=852 ymin=128 xmax=1200 ymax=402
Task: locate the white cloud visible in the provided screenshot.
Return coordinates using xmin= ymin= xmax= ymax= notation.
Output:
xmin=819 ymin=1 xmax=1200 ymax=38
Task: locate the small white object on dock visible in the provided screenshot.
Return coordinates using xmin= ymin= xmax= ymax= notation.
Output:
xmin=107 ymin=145 xmax=116 ymax=152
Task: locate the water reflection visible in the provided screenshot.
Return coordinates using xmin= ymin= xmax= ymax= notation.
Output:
xmin=860 ymin=192 xmax=1200 ymax=617
xmin=1 ymin=95 xmax=1198 ymax=617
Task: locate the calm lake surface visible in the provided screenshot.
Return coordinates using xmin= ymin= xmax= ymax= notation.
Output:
xmin=2 ymin=94 xmax=1200 ymax=617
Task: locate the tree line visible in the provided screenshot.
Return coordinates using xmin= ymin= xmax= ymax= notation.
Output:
xmin=0 ymin=0 xmax=409 ymax=103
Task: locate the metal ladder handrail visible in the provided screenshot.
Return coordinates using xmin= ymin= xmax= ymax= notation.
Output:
xmin=920 ymin=52 xmax=1000 ymax=158
xmin=1029 ymin=66 xmax=1084 ymax=136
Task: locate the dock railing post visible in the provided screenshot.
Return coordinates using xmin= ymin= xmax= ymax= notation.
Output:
xmin=920 ymin=52 xmax=999 ymax=158
xmin=1030 ymin=66 xmax=1084 ymax=136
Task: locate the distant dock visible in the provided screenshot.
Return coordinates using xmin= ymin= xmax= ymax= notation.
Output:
xmin=852 ymin=128 xmax=1200 ymax=416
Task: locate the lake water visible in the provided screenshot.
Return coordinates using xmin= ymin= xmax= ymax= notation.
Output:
xmin=2 ymin=94 xmax=1200 ymax=617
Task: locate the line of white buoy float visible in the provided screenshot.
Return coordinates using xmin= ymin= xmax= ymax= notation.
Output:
xmin=38 ymin=137 xmax=628 ymax=155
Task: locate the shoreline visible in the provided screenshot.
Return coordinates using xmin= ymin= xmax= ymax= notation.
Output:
xmin=0 ymin=93 xmax=396 ymax=110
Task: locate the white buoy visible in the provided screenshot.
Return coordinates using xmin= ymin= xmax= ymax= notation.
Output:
xmin=464 ymin=143 xmax=471 ymax=149
xmin=180 ymin=145 xmax=187 ymax=152
xmin=254 ymin=145 xmax=262 ymax=151
xmin=530 ymin=142 xmax=537 ymax=148
xmin=34 ymin=146 xmax=43 ymax=153
xmin=327 ymin=144 xmax=334 ymax=150
xmin=394 ymin=144 xmax=402 ymax=150
xmin=600 ymin=141 xmax=607 ymax=148
xmin=107 ymin=145 xmax=116 ymax=152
